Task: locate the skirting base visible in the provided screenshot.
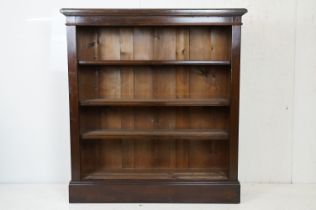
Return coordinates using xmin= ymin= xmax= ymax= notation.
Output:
xmin=69 ymin=180 xmax=240 ymax=203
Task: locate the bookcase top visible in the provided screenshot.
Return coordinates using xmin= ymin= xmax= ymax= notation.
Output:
xmin=60 ymin=8 xmax=247 ymax=17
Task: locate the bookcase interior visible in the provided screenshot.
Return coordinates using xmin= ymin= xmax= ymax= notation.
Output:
xmin=77 ymin=26 xmax=231 ymax=61
xmin=76 ymin=26 xmax=232 ymax=181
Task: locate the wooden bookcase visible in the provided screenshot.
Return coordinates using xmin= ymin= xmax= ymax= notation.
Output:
xmin=61 ymin=8 xmax=247 ymax=203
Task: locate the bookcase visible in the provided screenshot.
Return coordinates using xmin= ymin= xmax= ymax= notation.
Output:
xmin=61 ymin=8 xmax=247 ymax=203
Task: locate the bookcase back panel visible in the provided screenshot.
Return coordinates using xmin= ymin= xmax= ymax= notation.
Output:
xmin=77 ymin=27 xmax=231 ymax=61
xmin=80 ymin=107 xmax=228 ymax=131
xmin=81 ymin=140 xmax=228 ymax=172
xmin=78 ymin=66 xmax=230 ymax=100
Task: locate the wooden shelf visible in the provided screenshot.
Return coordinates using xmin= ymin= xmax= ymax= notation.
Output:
xmin=78 ymin=60 xmax=231 ymax=66
xmin=82 ymin=168 xmax=228 ymax=180
xmin=80 ymin=98 xmax=230 ymax=107
xmin=81 ymin=129 xmax=229 ymax=140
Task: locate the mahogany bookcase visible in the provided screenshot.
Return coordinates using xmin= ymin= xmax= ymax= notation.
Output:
xmin=61 ymin=8 xmax=247 ymax=203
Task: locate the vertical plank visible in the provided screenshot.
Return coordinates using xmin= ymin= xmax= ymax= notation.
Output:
xmin=152 ymin=28 xmax=177 ymax=168
xmin=153 ymin=28 xmax=176 ymax=60
xmin=188 ymin=27 xmax=215 ymax=169
xmin=153 ymin=67 xmax=176 ymax=99
xmin=209 ymin=67 xmax=230 ymax=98
xmin=120 ymin=28 xmax=134 ymax=60
xmin=133 ymin=28 xmax=154 ymax=60
xmin=210 ymin=27 xmax=231 ymax=60
xmin=175 ymin=27 xmax=190 ymax=168
xmin=77 ymin=28 xmax=98 ymax=60
xmin=77 ymin=28 xmax=99 ymax=100
xmin=120 ymin=27 xmax=134 ymax=99
xmin=152 ymin=28 xmax=177 ymax=98
xmin=78 ymin=68 xmax=98 ymax=101
xmin=188 ymin=67 xmax=208 ymax=99
xmin=80 ymin=142 xmax=95 ymax=175
xmin=189 ymin=27 xmax=222 ymax=153
xmin=189 ymin=27 xmax=229 ymax=99
xmin=175 ymin=107 xmax=190 ymax=168
xmin=120 ymin=107 xmax=135 ymax=168
xmin=189 ymin=27 xmax=211 ymax=60
xmin=77 ymin=28 xmax=100 ymax=176
xmin=189 ymin=107 xmax=211 ymax=129
xmin=175 ymin=67 xmax=190 ymax=99
xmin=98 ymin=28 xmax=122 ymax=169
xmin=66 ymin=25 xmax=80 ymax=180
xmin=133 ymin=27 xmax=154 ymax=98
xmin=189 ymin=67 xmax=229 ymax=99
xmin=79 ymin=108 xmax=100 ymax=133
xmin=133 ymin=28 xmax=154 ymax=168
xmin=188 ymin=108 xmax=228 ymax=169
xmin=98 ymin=28 xmax=120 ymax=60
xmin=133 ymin=107 xmax=154 ymax=168
xmin=99 ymin=28 xmax=121 ymax=99
xmin=209 ymin=108 xmax=229 ymax=129
xmin=176 ymin=27 xmax=189 ymax=61
xmin=120 ymin=28 xmax=135 ymax=168
xmin=229 ymin=26 xmax=241 ymax=180
xmin=188 ymin=141 xmax=228 ymax=169
xmin=100 ymin=107 xmax=122 ymax=169
xmin=99 ymin=68 xmax=121 ymax=99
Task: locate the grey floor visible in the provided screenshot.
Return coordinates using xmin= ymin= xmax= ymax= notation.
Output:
xmin=0 ymin=184 xmax=315 ymax=210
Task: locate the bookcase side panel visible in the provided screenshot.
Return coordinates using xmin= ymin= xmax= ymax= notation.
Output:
xmin=67 ymin=25 xmax=81 ymax=180
xmin=229 ymin=25 xmax=241 ymax=180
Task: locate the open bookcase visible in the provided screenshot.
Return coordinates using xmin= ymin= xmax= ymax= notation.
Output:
xmin=61 ymin=8 xmax=247 ymax=203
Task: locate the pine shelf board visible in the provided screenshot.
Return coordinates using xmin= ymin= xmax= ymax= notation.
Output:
xmin=80 ymin=98 xmax=230 ymax=107
xmin=81 ymin=129 xmax=229 ymax=140
xmin=82 ymin=168 xmax=228 ymax=180
xmin=78 ymin=60 xmax=231 ymax=66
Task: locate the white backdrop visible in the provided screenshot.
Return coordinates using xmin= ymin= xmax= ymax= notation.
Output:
xmin=0 ymin=0 xmax=315 ymax=183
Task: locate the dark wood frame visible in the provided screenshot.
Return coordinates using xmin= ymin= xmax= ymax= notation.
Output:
xmin=61 ymin=8 xmax=247 ymax=203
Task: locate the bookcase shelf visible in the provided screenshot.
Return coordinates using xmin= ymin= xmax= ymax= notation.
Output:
xmin=80 ymin=98 xmax=230 ymax=107
xmin=82 ymin=168 xmax=228 ymax=180
xmin=78 ymin=60 xmax=231 ymax=66
xmin=62 ymin=8 xmax=246 ymax=203
xmin=81 ymin=129 xmax=229 ymax=140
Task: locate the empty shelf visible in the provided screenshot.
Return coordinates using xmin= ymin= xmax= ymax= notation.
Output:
xmin=78 ymin=60 xmax=231 ymax=66
xmin=80 ymin=98 xmax=230 ymax=107
xmin=82 ymin=168 xmax=228 ymax=180
xmin=81 ymin=129 xmax=229 ymax=140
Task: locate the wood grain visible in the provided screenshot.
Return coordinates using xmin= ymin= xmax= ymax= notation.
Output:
xmin=77 ymin=27 xmax=231 ymax=62
xmin=175 ymin=28 xmax=190 ymax=168
xmin=119 ymin=28 xmax=135 ymax=168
